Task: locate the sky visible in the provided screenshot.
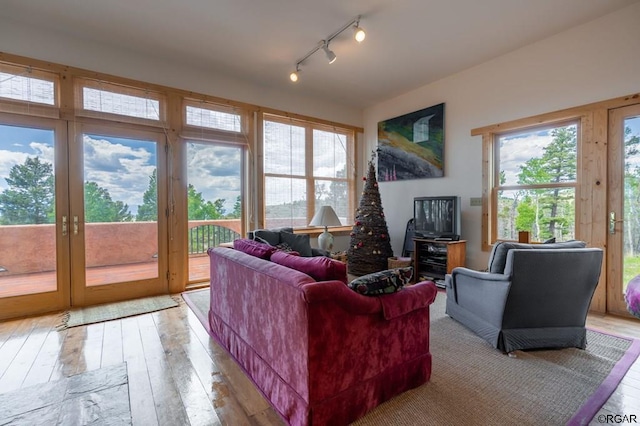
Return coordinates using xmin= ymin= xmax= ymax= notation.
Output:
xmin=500 ymin=118 xmax=640 ymax=186
xmin=0 ymin=124 xmax=241 ymax=216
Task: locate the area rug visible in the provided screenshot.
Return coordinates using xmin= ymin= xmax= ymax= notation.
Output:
xmin=58 ymin=295 xmax=179 ymax=329
xmin=182 ymin=289 xmax=640 ymax=426
xmin=0 ymin=363 xmax=131 ymax=424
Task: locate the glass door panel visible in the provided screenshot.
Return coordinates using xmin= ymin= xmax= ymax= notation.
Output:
xmin=0 ymin=115 xmax=69 ymax=319
xmin=622 ymin=116 xmax=640 ymax=293
xmin=71 ymin=125 xmax=167 ymax=306
xmin=608 ymin=104 xmax=640 ymax=316
xmin=186 ymin=141 xmax=242 ymax=283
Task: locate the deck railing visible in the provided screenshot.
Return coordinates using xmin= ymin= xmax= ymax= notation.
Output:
xmin=188 ymin=224 xmax=240 ymax=254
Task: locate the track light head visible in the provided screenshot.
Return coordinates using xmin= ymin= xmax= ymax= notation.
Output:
xmin=354 ymin=23 xmax=366 ymax=42
xmin=290 ymin=70 xmax=299 ymax=82
xmin=322 ymin=43 xmax=337 ymax=64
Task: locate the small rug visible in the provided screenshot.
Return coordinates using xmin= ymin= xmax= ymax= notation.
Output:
xmin=58 ymin=295 xmax=179 ymax=329
xmin=182 ymin=289 xmax=640 ymax=426
xmin=0 ymin=363 xmax=131 ymax=424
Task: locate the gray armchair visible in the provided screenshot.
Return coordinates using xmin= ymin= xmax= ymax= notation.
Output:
xmin=445 ymin=244 xmax=603 ymax=353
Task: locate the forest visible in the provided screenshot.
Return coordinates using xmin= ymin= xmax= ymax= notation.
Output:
xmin=0 ymin=161 xmax=240 ymax=224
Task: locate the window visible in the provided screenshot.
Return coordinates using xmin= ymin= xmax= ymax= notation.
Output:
xmin=186 ymin=105 xmax=241 ymax=132
xmin=0 ymin=70 xmax=55 ymax=105
xmin=263 ymin=114 xmax=353 ymax=229
xmin=76 ymin=79 xmax=164 ymax=124
xmin=493 ymin=122 xmax=578 ymax=243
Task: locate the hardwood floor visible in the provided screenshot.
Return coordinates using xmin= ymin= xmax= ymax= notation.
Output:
xmin=0 ymin=299 xmax=638 ymax=425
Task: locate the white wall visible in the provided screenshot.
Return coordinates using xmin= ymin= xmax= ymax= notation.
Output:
xmin=0 ymin=16 xmax=363 ymax=127
xmin=363 ymin=2 xmax=640 ymax=269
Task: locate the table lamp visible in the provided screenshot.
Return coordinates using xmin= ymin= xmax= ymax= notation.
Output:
xmin=309 ymin=206 xmax=342 ymax=251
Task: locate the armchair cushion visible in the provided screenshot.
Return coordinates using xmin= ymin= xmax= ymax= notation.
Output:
xmin=348 ymin=267 xmax=413 ymax=296
xmin=487 ymin=240 xmax=586 ymax=273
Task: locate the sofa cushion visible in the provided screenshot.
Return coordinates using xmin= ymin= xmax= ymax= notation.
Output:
xmin=280 ymin=231 xmax=313 ymax=257
xmin=348 ymin=268 xmax=413 ymax=296
xmin=271 ymin=251 xmax=347 ymax=283
xmin=487 ymin=240 xmax=587 ymax=274
xmin=233 ymin=238 xmax=277 ymax=260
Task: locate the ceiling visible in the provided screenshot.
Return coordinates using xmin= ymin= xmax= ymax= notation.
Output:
xmin=1 ymin=0 xmax=638 ymax=109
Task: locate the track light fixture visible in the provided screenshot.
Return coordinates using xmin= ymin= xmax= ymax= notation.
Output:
xmin=289 ymin=15 xmax=365 ymax=83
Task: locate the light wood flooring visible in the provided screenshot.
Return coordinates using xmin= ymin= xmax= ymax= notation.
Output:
xmin=0 ymin=298 xmax=639 ymax=425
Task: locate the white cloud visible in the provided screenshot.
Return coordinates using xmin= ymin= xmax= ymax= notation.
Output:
xmin=499 ymin=133 xmax=553 ymax=185
xmin=0 ymin=149 xmax=29 ymax=191
xmin=82 ymin=135 xmax=156 ymax=209
xmin=186 ymin=142 xmax=241 ymax=212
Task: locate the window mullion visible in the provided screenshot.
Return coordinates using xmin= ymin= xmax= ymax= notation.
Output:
xmin=306 ymin=123 xmax=314 ymax=224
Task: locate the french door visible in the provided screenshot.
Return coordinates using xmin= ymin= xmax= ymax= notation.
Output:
xmin=607 ymin=104 xmax=640 ymax=316
xmin=0 ymin=117 xmax=168 ymax=320
xmin=0 ymin=114 xmax=70 ymax=319
xmin=69 ymin=123 xmax=168 ymax=306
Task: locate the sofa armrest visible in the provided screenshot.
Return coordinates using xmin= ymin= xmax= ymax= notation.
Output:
xmin=302 ymin=280 xmax=437 ymax=318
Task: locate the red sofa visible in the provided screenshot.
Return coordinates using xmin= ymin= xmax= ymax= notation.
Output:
xmin=208 ymin=247 xmax=438 ymax=425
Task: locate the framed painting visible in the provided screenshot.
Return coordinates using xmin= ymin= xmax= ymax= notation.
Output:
xmin=377 ymin=103 xmax=445 ymax=181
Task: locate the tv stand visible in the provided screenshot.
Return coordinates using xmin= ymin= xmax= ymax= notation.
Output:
xmin=413 ymin=238 xmax=466 ymax=287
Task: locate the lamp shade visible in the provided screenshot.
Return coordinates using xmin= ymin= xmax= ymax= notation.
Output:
xmin=309 ymin=206 xmax=342 ymax=227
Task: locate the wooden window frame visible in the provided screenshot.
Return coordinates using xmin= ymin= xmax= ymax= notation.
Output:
xmin=472 ymin=93 xmax=640 ymax=252
xmin=260 ymin=113 xmax=355 ymax=232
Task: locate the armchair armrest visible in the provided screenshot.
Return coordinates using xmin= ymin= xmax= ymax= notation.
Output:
xmin=446 ymin=267 xmax=511 ymax=324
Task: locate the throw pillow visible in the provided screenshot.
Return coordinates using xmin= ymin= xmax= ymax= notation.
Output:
xmin=270 ymin=251 xmax=347 ymax=283
xmin=233 ymin=238 xmax=276 ymax=260
xmin=348 ymin=267 xmax=413 ymax=296
xmin=253 ymin=230 xmax=282 ymax=246
xmin=280 ymin=231 xmax=313 ymax=257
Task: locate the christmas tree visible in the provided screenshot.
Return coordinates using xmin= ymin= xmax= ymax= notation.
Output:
xmin=347 ymin=151 xmax=394 ymax=276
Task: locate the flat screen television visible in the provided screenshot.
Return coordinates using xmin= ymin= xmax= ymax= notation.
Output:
xmin=414 ymin=196 xmax=461 ymax=240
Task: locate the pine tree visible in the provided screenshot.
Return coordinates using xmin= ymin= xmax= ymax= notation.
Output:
xmin=347 ymin=152 xmax=394 ymax=276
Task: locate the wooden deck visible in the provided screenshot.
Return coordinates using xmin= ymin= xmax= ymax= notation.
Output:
xmin=0 ymin=256 xmax=210 ymax=299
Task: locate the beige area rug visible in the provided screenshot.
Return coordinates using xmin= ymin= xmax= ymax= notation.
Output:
xmin=182 ymin=289 xmax=639 ymax=426
xmin=58 ymin=295 xmax=179 ymax=329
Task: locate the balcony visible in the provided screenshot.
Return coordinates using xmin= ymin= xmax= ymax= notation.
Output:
xmin=0 ymin=219 xmax=241 ymax=299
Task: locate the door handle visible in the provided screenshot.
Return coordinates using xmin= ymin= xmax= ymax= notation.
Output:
xmin=609 ymin=211 xmax=623 ymax=234
xmin=73 ymin=216 xmax=79 ymax=235
xmin=62 ymin=216 xmax=67 ymax=236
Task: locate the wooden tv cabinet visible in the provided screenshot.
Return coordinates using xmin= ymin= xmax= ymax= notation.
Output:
xmin=413 ymin=238 xmax=466 ymax=287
